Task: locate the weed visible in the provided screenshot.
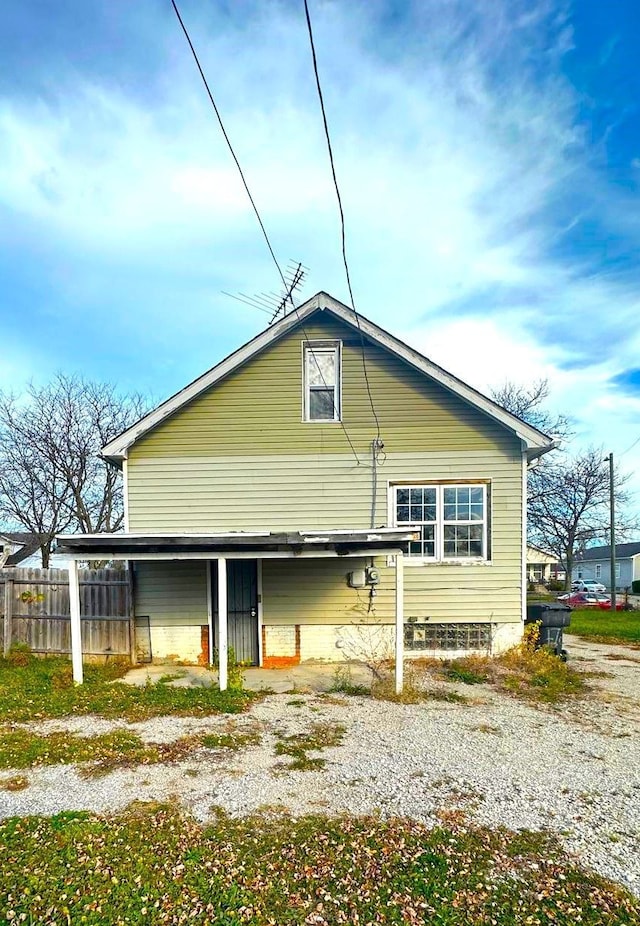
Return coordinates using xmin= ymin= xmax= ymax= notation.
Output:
xmin=286 ymin=698 xmax=306 ymax=707
xmin=0 ymin=775 xmax=29 ymax=792
xmin=329 ymin=663 xmax=370 ymax=696
xmin=275 ymin=722 xmax=346 ymax=771
xmin=200 ymin=728 xmax=262 ymax=751
xmin=445 ymin=664 xmax=488 ymax=685
xmin=474 ymin=723 xmax=502 ymax=735
xmin=5 ymin=643 xmax=32 ymax=668
xmin=420 ymin=636 xmax=588 ymax=705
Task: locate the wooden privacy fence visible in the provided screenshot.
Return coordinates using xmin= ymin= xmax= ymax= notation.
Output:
xmin=0 ymin=567 xmax=134 ymax=661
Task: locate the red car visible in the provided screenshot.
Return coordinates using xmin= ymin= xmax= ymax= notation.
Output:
xmin=558 ymin=592 xmax=601 ymax=608
xmin=596 ymin=598 xmax=624 ymax=611
xmin=558 ymin=592 xmax=624 ymax=610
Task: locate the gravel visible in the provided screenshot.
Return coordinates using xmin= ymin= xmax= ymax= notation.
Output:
xmin=1 ymin=635 xmax=639 ymax=896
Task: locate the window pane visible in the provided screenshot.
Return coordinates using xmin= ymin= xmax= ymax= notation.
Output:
xmin=410 ymin=505 xmax=423 ymax=521
xmin=307 ymin=350 xmax=336 ymax=386
xmin=396 ymin=488 xmax=409 ymax=505
xmin=443 ymin=503 xmax=456 ymax=520
xmin=470 ymin=487 xmax=483 ymax=504
xmin=410 ymin=488 xmax=423 ymax=505
xmin=424 ymin=504 xmax=436 ymax=521
xmin=443 ymin=524 xmax=483 ymax=558
xmin=421 ymin=525 xmax=435 ymax=558
xmin=397 ymin=505 xmax=410 ymax=522
xmin=309 ymin=388 xmax=335 ymax=420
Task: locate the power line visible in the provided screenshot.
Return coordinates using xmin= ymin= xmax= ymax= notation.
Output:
xmin=170 ymin=0 xmax=288 ymax=294
xmin=303 ymin=0 xmax=381 ymax=443
xmin=170 ymin=0 xmax=361 ymax=464
xmin=620 ymin=434 xmax=640 ymax=457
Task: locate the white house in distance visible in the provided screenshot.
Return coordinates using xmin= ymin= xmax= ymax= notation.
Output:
xmin=526 ymin=545 xmax=559 ymax=584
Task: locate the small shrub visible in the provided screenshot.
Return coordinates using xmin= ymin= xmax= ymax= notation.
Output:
xmin=329 ymin=664 xmax=369 ymax=696
xmin=51 ymin=664 xmax=74 ymax=690
xmin=6 ymin=643 xmax=32 ymax=667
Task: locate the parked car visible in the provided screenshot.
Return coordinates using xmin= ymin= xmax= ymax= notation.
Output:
xmin=558 ymin=592 xmax=604 ymax=608
xmin=571 ymin=579 xmax=607 ymax=594
xmin=597 ymin=598 xmax=624 ymax=611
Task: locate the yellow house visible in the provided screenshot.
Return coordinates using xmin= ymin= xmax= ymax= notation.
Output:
xmin=58 ymin=292 xmax=553 ymax=689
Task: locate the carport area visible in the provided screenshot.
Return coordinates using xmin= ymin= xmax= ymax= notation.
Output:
xmin=56 ymin=528 xmax=417 ymax=693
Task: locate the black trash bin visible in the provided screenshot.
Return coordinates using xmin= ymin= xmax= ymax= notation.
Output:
xmin=525 ymin=602 xmax=571 ymax=659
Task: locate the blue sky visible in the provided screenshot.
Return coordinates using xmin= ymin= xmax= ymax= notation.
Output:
xmin=1 ymin=0 xmax=639 ymax=506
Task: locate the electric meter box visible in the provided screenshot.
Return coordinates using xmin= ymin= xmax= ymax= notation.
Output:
xmin=347 ymin=569 xmax=367 ymax=589
xmin=366 ymin=566 xmax=380 ymax=585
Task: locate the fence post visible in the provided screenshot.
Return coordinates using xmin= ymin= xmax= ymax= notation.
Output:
xmin=127 ymin=564 xmax=138 ymax=665
xmin=3 ymin=577 xmax=13 ymax=656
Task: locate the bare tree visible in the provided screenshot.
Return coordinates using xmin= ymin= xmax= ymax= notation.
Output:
xmin=0 ymin=375 xmax=147 ymax=566
xmin=491 ymin=379 xmax=572 ymax=441
xmin=528 ymin=448 xmax=635 ymax=588
xmin=491 ymin=379 xmax=639 ymax=588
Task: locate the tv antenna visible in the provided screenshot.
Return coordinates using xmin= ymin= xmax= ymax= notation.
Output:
xmin=222 ymin=260 xmax=308 ymax=325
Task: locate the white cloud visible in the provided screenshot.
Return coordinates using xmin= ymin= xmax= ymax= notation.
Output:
xmin=0 ymin=0 xmax=639 ymax=511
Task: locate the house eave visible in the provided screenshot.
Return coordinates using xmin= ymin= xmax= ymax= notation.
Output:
xmin=55 ymin=527 xmax=419 ymax=560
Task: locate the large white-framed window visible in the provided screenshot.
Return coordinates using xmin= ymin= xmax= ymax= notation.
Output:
xmin=392 ymin=483 xmax=489 ymax=562
xmin=303 ymin=341 xmax=341 ymax=422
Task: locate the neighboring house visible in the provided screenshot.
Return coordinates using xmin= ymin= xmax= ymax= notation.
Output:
xmin=0 ymin=533 xmax=73 ymax=570
xmin=526 ymin=545 xmax=557 ymax=584
xmin=573 ymin=542 xmax=640 ymax=591
xmin=57 ymin=291 xmax=553 ymax=686
xmin=0 ymin=532 xmax=43 ymax=567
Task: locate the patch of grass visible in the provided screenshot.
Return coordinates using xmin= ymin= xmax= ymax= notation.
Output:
xmin=445 ymin=664 xmax=489 ymax=685
xmin=1 ymin=804 xmax=638 ymax=925
xmin=0 ymin=655 xmax=253 ymax=723
xmin=0 ymin=728 xmax=158 ymax=773
xmin=0 ymin=775 xmax=29 ymax=792
xmin=0 ymin=725 xmax=262 ymax=776
xmin=568 ymin=608 xmax=640 ymax=645
xmin=200 ymin=728 xmax=262 ymax=751
xmin=275 ymin=721 xmax=345 ymax=771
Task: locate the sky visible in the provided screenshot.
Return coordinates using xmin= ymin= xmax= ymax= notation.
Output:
xmin=0 ymin=0 xmax=639 ymax=517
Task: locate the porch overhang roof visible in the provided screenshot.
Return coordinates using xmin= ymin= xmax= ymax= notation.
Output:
xmin=55 ymin=528 xmax=419 ymax=560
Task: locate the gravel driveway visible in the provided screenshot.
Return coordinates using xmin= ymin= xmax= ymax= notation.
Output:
xmin=1 ymin=634 xmax=639 ymax=896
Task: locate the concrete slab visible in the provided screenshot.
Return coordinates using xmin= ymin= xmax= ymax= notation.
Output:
xmin=119 ymin=662 xmax=372 ymax=693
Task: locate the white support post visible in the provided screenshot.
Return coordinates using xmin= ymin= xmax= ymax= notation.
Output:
xmin=395 ymin=551 xmax=404 ymax=695
xmin=217 ymin=557 xmax=228 ymax=691
xmin=69 ymin=559 xmax=83 ymax=685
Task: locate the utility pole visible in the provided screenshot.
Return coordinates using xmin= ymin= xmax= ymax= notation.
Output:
xmin=608 ymin=453 xmax=616 ymax=610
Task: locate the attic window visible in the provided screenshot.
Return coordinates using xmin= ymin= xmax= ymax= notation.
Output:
xmin=304 ymin=342 xmax=341 ymax=422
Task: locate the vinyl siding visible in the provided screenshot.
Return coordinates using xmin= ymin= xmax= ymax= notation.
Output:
xmin=134 ymin=561 xmax=208 ymax=627
xmin=127 ymin=312 xmax=524 ymax=628
xmin=128 ymin=315 xmax=512 ymax=460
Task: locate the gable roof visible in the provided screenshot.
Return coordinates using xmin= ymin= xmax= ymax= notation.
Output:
xmin=102 ymin=291 xmax=555 ymax=464
xmin=575 ymin=542 xmax=640 ymax=562
xmin=0 ymin=532 xmax=43 ymax=567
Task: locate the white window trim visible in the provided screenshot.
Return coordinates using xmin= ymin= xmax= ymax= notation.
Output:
xmin=302 ymin=340 xmax=342 ymax=423
xmin=595 ymin=563 xmax=601 ymax=579
xmin=389 ymin=481 xmax=491 ymax=565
